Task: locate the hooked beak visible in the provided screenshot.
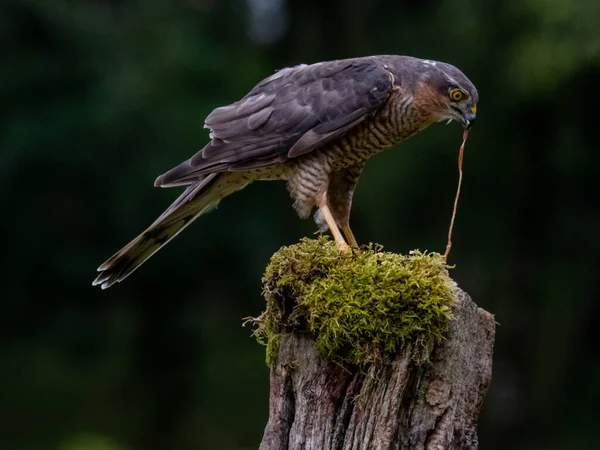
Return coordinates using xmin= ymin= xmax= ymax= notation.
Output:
xmin=461 ymin=112 xmax=476 ymax=130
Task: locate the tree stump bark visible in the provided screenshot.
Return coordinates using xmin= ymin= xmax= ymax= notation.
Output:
xmin=259 ymin=288 xmax=495 ymax=450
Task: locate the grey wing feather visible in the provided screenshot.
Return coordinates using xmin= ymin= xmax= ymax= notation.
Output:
xmin=155 ymin=57 xmax=394 ymax=188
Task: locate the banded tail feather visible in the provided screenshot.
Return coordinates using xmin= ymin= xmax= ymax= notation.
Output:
xmin=93 ymin=173 xmax=248 ymax=289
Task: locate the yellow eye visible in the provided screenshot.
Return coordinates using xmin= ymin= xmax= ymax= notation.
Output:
xmin=449 ymin=89 xmax=465 ymax=102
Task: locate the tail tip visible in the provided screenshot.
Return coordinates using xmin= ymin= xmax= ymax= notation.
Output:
xmin=92 ymin=278 xmax=117 ymax=290
xmin=92 ymin=270 xmax=118 ymax=290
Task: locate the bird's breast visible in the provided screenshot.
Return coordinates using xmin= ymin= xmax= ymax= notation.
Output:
xmin=319 ymin=101 xmax=428 ymax=173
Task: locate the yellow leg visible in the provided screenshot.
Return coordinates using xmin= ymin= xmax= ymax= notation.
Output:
xmin=341 ymin=224 xmax=359 ymax=249
xmin=318 ymin=203 xmax=351 ymax=253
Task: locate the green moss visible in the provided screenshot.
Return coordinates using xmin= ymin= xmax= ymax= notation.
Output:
xmin=251 ymin=236 xmax=457 ymax=367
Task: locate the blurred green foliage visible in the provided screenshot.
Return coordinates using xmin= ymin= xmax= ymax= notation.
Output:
xmin=1 ymin=0 xmax=599 ymax=449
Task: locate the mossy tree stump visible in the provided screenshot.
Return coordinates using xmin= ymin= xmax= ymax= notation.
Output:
xmin=250 ymin=238 xmax=495 ymax=450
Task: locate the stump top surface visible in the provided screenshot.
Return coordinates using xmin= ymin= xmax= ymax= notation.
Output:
xmin=252 ymin=237 xmax=459 ymax=367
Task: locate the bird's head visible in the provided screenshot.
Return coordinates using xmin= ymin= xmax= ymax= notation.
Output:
xmin=414 ymin=59 xmax=478 ymax=130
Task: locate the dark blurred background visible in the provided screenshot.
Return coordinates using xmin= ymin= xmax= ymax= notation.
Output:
xmin=2 ymin=0 xmax=599 ymax=449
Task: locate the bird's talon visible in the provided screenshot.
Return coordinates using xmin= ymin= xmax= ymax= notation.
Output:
xmin=337 ymin=243 xmax=353 ymax=255
xmin=351 ymin=246 xmax=362 ymax=255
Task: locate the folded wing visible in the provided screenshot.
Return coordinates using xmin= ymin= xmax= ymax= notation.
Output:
xmin=155 ymin=57 xmax=395 ymax=187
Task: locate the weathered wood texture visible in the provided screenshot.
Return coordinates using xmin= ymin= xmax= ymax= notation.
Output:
xmin=260 ymin=288 xmax=495 ymax=450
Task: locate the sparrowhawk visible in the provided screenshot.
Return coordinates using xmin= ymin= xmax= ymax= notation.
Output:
xmin=94 ymin=55 xmax=478 ymax=289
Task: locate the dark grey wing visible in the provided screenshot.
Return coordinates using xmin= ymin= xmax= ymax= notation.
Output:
xmin=155 ymin=58 xmax=394 ymax=187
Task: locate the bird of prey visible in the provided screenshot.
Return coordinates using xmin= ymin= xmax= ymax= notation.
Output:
xmin=94 ymin=55 xmax=478 ymax=289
